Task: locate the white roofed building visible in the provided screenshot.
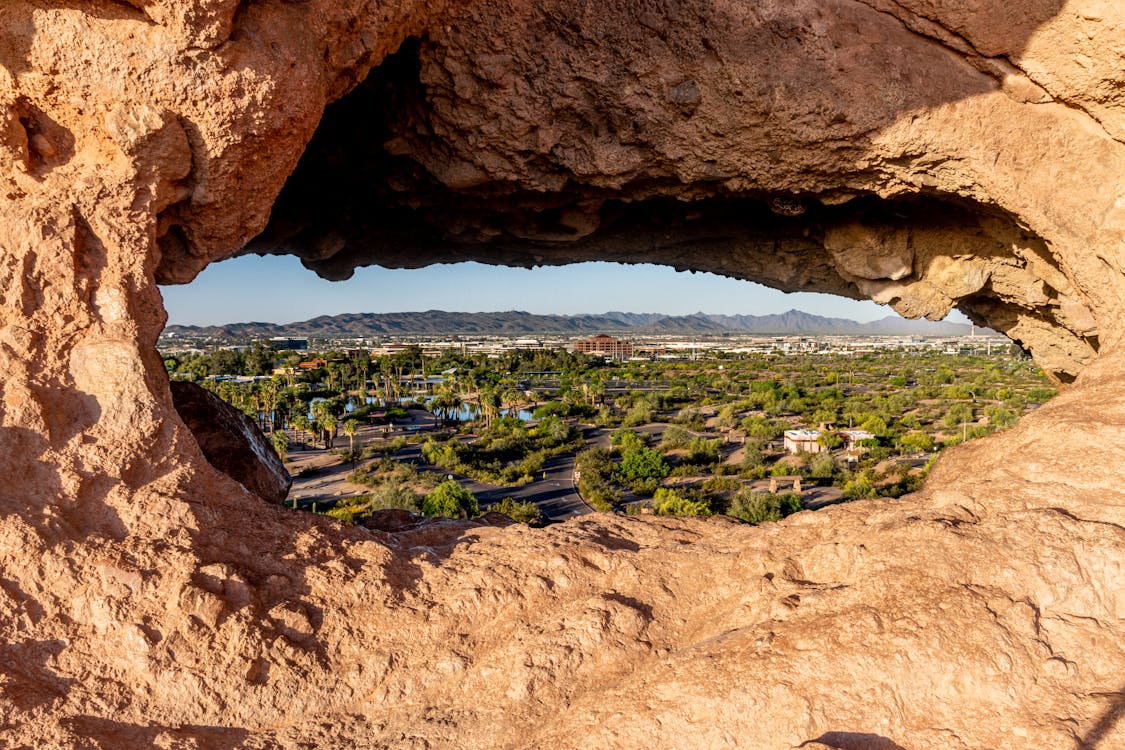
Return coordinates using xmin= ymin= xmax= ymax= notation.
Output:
xmin=783 ymin=429 xmax=824 ymax=455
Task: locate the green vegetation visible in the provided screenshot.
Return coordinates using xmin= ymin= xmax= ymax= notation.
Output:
xmin=422 ymin=480 xmax=480 ymax=519
xmin=576 ymin=447 xmax=621 ymax=512
xmin=652 ymin=487 xmax=712 ymax=517
xmin=165 ymin=338 xmax=1055 ymax=525
xmin=421 ymin=416 xmax=583 ymax=485
xmin=490 ymin=497 xmax=544 ymax=525
xmin=726 ymin=489 xmax=803 ymax=525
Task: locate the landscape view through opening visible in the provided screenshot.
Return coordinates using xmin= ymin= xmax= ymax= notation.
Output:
xmin=160 ymin=258 xmax=1053 ymax=528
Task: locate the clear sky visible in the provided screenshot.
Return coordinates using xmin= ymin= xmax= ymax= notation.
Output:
xmin=160 ymin=254 xmax=958 ymax=326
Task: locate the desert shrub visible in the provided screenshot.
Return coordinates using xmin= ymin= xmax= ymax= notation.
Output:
xmin=370 ymin=482 xmax=421 ymax=512
xmin=661 ymin=424 xmax=692 ymax=449
xmin=808 ymin=451 xmax=838 ymax=480
xmin=364 ymin=436 xmax=408 ymax=456
xmin=684 ymin=436 xmax=722 ymax=466
xmin=611 ymin=429 xmax=647 ymax=453
xmin=534 ymin=414 xmax=573 ymax=446
xmin=622 ymin=401 xmax=653 ymax=427
xmin=326 ymin=495 xmax=375 ymax=524
xmin=422 ymin=481 xmax=479 ymax=519
xmin=629 ymin=477 xmax=661 ymax=497
xmin=581 ymin=478 xmax=621 ymax=512
xmin=740 ymin=414 xmax=781 ymax=440
xmin=672 ymin=407 xmax=705 ymax=430
xmin=740 ymin=444 xmax=765 ymax=469
xmin=700 ymin=474 xmax=740 ymax=495
xmin=897 ymin=431 xmax=935 ymax=453
xmin=490 ymin=497 xmax=543 ymax=524
xmin=727 ymin=489 xmax=802 ymax=525
xmin=841 ymin=473 xmax=877 ymax=501
xmin=652 ymin=487 xmax=712 ymax=517
xmin=741 ymin=464 xmax=770 ymax=480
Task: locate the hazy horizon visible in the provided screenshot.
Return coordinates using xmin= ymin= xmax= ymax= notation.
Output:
xmin=161 ymin=255 xmax=969 ymax=327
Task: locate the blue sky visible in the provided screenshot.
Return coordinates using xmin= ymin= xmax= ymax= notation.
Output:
xmin=160 ymin=254 xmax=950 ymax=326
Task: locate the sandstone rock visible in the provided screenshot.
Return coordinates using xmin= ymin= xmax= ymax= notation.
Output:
xmin=169 ymin=380 xmax=291 ymax=504
xmin=1 ymin=2 xmax=1125 ymax=749
xmin=824 ymin=222 xmax=914 ymax=281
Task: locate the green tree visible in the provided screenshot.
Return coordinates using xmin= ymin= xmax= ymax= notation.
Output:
xmin=208 ymin=348 xmax=244 ymax=376
xmin=244 ymin=342 xmax=275 ymax=376
xmin=422 ymin=480 xmax=479 ymax=519
xmin=842 ymin=473 xmax=877 ymax=500
xmin=943 ymin=403 xmax=973 ymax=430
xmin=740 ymin=414 xmax=780 ymax=440
xmin=535 ymin=414 xmax=572 ymax=446
xmin=618 ymin=447 xmax=670 ymax=482
xmin=860 ymin=415 xmax=889 ymax=437
xmin=291 ymin=414 xmax=313 ymax=447
xmin=622 ymin=401 xmax=653 ymax=427
xmin=898 ymin=431 xmax=935 ymax=453
xmin=817 ymin=432 xmax=844 ymax=450
xmin=740 ymin=443 xmax=765 ymax=470
xmin=684 ymin=436 xmax=721 ymax=466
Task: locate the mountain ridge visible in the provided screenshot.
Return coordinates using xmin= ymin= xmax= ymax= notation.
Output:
xmin=162 ymin=309 xmax=981 ymax=339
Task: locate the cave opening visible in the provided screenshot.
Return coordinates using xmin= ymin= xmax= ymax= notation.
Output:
xmin=152 ymin=32 xmax=1081 ymax=522
xmin=157 ymin=251 xmax=1055 ymax=527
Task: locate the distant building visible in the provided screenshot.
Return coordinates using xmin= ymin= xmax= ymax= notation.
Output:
xmin=839 ymin=429 xmax=876 ymax=449
xmin=298 ymin=358 xmax=328 ymax=370
xmin=573 ymin=334 xmax=633 ymax=360
xmin=783 ymin=429 xmax=824 ymax=454
xmin=268 ymin=336 xmax=308 ymax=351
xmin=509 ymin=339 xmax=544 ymax=350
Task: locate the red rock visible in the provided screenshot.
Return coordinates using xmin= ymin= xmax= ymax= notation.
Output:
xmin=170 ymin=380 xmax=291 ymax=504
xmin=0 ymin=2 xmax=1123 ymax=748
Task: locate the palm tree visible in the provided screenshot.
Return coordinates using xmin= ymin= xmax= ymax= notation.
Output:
xmin=447 ymin=389 xmax=466 ymax=422
xmin=291 ymin=414 xmax=312 ymax=448
xmin=480 ymin=387 xmax=502 ymax=427
xmin=271 ymin=429 xmax=289 ymax=462
xmin=319 ymin=414 xmax=337 ymax=449
xmin=501 ymin=387 xmax=522 ymax=419
xmin=343 ymin=418 xmax=359 ymax=453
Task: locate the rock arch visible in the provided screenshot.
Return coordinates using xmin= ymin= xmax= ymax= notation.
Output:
xmin=1 ymin=1 xmax=1124 ymax=747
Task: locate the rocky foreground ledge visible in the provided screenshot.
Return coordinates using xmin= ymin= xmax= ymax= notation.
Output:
xmin=3 ymin=356 xmax=1124 ymax=748
xmin=1 ymin=1 xmax=1124 ymax=747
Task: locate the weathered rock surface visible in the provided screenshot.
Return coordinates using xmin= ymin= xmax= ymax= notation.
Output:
xmin=1 ymin=1 xmax=1124 ymax=748
xmin=169 ymin=380 xmax=291 ymax=504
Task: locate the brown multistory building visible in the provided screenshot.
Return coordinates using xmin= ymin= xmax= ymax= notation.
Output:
xmin=573 ymin=334 xmax=633 ymax=360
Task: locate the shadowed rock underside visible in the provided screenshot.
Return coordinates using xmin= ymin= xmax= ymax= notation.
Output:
xmin=1 ymin=1 xmax=1124 ymax=748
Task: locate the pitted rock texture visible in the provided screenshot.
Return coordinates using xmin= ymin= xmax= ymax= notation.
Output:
xmin=170 ymin=380 xmax=291 ymax=504
xmin=1 ymin=2 xmax=1125 ymax=749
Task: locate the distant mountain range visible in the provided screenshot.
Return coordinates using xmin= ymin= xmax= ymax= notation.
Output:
xmin=162 ymin=309 xmax=980 ymax=339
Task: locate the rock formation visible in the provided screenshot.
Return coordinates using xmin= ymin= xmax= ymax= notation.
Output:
xmin=169 ymin=381 xmax=291 ymax=505
xmin=1 ymin=1 xmax=1124 ymax=748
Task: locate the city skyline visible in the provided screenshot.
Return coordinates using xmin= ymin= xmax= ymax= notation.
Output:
xmin=161 ymin=255 xmax=968 ymax=327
